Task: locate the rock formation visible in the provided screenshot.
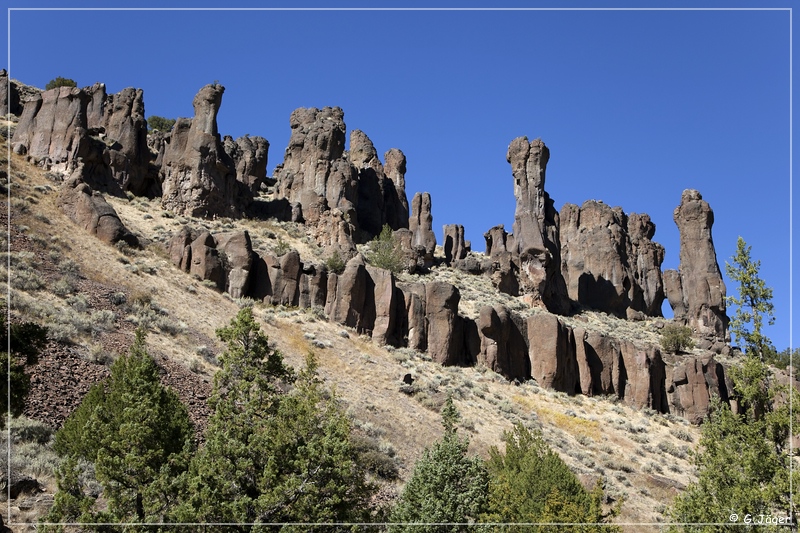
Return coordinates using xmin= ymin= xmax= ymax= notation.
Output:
xmin=663 ymin=190 xmax=728 ymax=345
xmin=560 ymin=201 xmax=665 ymax=318
xmin=223 ymin=134 xmax=270 ymax=194
xmin=666 ymin=354 xmax=731 ymax=424
xmin=425 ymin=282 xmax=463 ymax=366
xmin=350 ymin=130 xmax=409 ymax=237
xmin=215 ymin=231 xmax=255 ymax=299
xmin=443 ymin=224 xmax=467 ymax=266
xmin=408 ymin=192 xmax=436 ymax=268
xmin=507 ymin=137 xmax=570 ymax=314
xmin=0 ymin=69 xmax=24 ymax=116
xmin=57 ymin=167 xmax=139 ymax=247
xmin=274 ymin=107 xmax=357 ymax=227
xmin=477 ymin=305 xmax=529 ymax=380
xmin=160 ymin=84 xmax=251 ymax=218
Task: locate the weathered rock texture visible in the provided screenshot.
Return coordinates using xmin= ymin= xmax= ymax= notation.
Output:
xmin=0 ymin=69 xmax=25 ymax=116
xmin=507 ymin=137 xmax=570 ymax=314
xmin=408 ymin=192 xmax=436 ymax=268
xmin=273 ymin=108 xmax=409 ymax=246
xmin=350 ymin=130 xmax=409 ymax=236
xmin=57 ymin=169 xmax=139 ymax=247
xmin=160 ymin=84 xmax=252 ymax=218
xmin=663 ymin=190 xmax=728 ymax=344
xmin=560 ymin=201 xmax=665 ymax=318
xmin=477 ymin=305 xmax=529 ymax=380
xmin=223 ymin=134 xmax=269 ymax=194
xmin=12 ymin=83 xmax=155 ymax=196
xmin=666 ymin=354 xmax=731 ymax=424
xmin=443 ymin=224 xmax=467 ymax=266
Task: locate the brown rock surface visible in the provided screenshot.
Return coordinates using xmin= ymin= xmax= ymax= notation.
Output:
xmin=507 ymin=137 xmax=569 ymax=314
xmin=425 ymin=282 xmax=463 ymax=366
xmin=159 ymin=84 xmax=251 ymax=217
xmin=364 ymin=265 xmax=398 ymax=346
xmin=325 ymin=255 xmax=369 ymax=330
xmin=223 ymin=134 xmax=270 ymax=194
xmin=526 ymin=314 xmax=578 ymax=393
xmin=443 ymin=224 xmax=467 ymax=266
xmin=409 ymin=192 xmax=436 ymax=267
xmin=477 ymin=305 xmax=528 ymax=380
xmin=215 ymin=231 xmax=254 ymax=299
xmin=57 ymin=170 xmax=139 ymax=247
xmin=189 ymin=231 xmax=225 ymax=289
xmin=667 ymin=354 xmax=730 ymax=424
xmin=664 ymin=189 xmax=728 ymax=343
xmin=397 ymin=282 xmax=427 ymax=352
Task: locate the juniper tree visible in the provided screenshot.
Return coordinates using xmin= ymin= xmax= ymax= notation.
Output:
xmin=0 ymin=311 xmax=47 ymax=428
xmin=482 ymin=423 xmax=615 ymax=532
xmin=389 ymin=397 xmax=489 ymax=533
xmin=173 ymin=307 xmax=375 ymax=531
xmin=725 ymin=236 xmax=776 ymax=359
xmin=45 ymin=329 xmax=194 ymax=527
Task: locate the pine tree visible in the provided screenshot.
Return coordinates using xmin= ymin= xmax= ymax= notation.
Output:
xmin=174 ymin=307 xmax=375 ymax=530
xmin=389 ymin=397 xmax=489 ymax=533
xmin=45 ymin=329 xmax=194 ymax=527
xmin=725 ymin=236 xmax=776 ymax=359
xmin=482 ymin=423 xmax=615 ymax=533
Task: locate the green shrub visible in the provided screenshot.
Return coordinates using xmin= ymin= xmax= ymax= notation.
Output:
xmin=274 ymin=236 xmax=291 ymax=256
xmin=366 ymin=224 xmax=404 ymax=274
xmin=45 ymin=76 xmax=77 ymax=90
xmin=146 ymin=115 xmax=177 ymax=133
xmin=325 ymin=251 xmax=346 ymax=274
xmin=660 ymin=323 xmax=695 ymax=353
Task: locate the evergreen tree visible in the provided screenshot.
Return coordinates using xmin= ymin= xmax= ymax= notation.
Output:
xmin=45 ymin=76 xmax=77 ymax=90
xmin=45 ymin=329 xmax=194 ymax=528
xmin=725 ymin=236 xmax=776 ymax=359
xmin=174 ymin=307 xmax=375 ymax=531
xmin=366 ymin=224 xmax=405 ymax=273
xmin=668 ymin=354 xmax=799 ymax=531
xmin=389 ymin=397 xmax=489 ymax=533
xmin=0 ymin=310 xmax=47 ymax=428
xmin=146 ymin=115 xmax=177 ymax=133
xmin=482 ymin=423 xmax=615 ymax=533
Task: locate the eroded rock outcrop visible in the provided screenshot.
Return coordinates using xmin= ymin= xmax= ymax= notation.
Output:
xmin=0 ymin=69 xmax=25 ymax=117
xmin=274 ymin=107 xmax=357 ymax=227
xmin=663 ymin=190 xmax=728 ymax=345
xmin=477 ymin=305 xmax=528 ymax=380
xmin=160 ymin=84 xmax=251 ymax=218
xmin=667 ymin=354 xmax=731 ymax=424
xmin=408 ymin=192 xmax=436 ymax=268
xmin=223 ymin=134 xmax=269 ymax=194
xmin=57 ymin=168 xmax=139 ymax=247
xmin=425 ymin=282 xmax=463 ymax=366
xmin=507 ymin=137 xmax=569 ymax=314
xmin=443 ymin=224 xmax=467 ymax=266
xmin=560 ymin=201 xmax=665 ymax=318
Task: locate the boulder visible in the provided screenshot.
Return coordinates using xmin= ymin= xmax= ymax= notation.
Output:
xmin=507 ymin=137 xmax=569 ymax=314
xmin=168 ymin=226 xmax=196 ymax=271
xmin=397 ymin=282 xmax=427 ymax=351
xmin=364 ymin=265 xmax=397 ymax=346
xmin=664 ymin=190 xmax=728 ymax=343
xmin=189 ymin=231 xmax=225 ymax=289
xmin=57 ymin=169 xmax=139 ymax=247
xmin=619 ymin=341 xmax=667 ymax=412
xmin=325 ymin=255 xmax=368 ymax=330
xmin=425 ymin=282 xmax=463 ymax=366
xmin=576 ymin=329 xmax=625 ymax=397
xmin=160 ymin=83 xmax=251 ymax=218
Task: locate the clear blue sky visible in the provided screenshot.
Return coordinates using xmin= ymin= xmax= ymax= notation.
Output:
xmin=4 ymin=1 xmax=796 ymax=352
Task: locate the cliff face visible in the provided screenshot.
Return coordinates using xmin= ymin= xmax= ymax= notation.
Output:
xmin=12 ymin=76 xmax=733 ymax=424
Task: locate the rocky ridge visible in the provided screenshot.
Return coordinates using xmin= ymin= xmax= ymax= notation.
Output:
xmin=3 ymin=77 xmax=739 ymax=426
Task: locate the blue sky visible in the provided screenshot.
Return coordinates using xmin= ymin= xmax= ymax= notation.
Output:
xmin=4 ymin=1 xmax=796 ymax=352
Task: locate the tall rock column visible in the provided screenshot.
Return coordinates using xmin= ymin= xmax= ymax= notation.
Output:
xmin=508 ymin=137 xmax=569 ymax=314
xmin=664 ymin=189 xmax=728 ymax=345
xmin=159 ymin=84 xmax=251 ymax=217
